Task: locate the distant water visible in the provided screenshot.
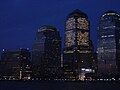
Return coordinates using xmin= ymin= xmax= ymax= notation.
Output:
xmin=0 ymin=81 xmax=120 ymax=90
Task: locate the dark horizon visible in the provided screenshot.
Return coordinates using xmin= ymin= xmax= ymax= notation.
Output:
xmin=0 ymin=0 xmax=120 ymax=52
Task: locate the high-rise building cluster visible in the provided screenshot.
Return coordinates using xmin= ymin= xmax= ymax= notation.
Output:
xmin=0 ymin=9 xmax=120 ymax=81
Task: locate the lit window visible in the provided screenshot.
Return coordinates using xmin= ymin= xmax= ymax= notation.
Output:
xmin=66 ymin=17 xmax=75 ymax=30
xmin=108 ymin=35 xmax=114 ymax=37
xmin=101 ymin=35 xmax=107 ymax=38
xmin=65 ymin=30 xmax=75 ymax=47
xmin=77 ymin=31 xmax=89 ymax=46
xmin=77 ymin=17 xmax=89 ymax=30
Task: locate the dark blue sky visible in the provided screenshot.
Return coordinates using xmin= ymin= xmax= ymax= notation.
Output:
xmin=0 ymin=0 xmax=120 ymax=52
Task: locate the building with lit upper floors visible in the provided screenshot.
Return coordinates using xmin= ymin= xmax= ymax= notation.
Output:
xmin=97 ymin=10 xmax=120 ymax=75
xmin=32 ymin=25 xmax=61 ymax=79
xmin=63 ymin=9 xmax=96 ymax=80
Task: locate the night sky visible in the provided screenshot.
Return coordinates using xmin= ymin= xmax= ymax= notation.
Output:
xmin=0 ymin=0 xmax=120 ymax=52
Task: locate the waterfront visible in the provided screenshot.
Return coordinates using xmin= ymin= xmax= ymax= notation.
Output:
xmin=0 ymin=81 xmax=120 ymax=90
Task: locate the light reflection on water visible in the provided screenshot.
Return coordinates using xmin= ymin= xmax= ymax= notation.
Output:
xmin=0 ymin=81 xmax=120 ymax=90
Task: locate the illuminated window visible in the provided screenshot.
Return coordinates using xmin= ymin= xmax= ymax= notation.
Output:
xmin=77 ymin=18 xmax=89 ymax=30
xmin=103 ymin=26 xmax=116 ymax=29
xmin=65 ymin=30 xmax=75 ymax=47
xmin=66 ymin=17 xmax=75 ymax=30
xmin=77 ymin=31 xmax=89 ymax=46
xmin=101 ymin=35 xmax=107 ymax=38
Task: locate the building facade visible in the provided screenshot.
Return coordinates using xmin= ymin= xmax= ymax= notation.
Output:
xmin=0 ymin=49 xmax=32 ymax=80
xmin=63 ymin=9 xmax=95 ymax=80
xmin=97 ymin=10 xmax=120 ymax=74
xmin=32 ymin=25 xmax=61 ymax=79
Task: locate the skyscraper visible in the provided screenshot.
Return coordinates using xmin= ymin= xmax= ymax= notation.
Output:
xmin=63 ymin=9 xmax=95 ymax=80
xmin=32 ymin=25 xmax=61 ymax=79
xmin=97 ymin=10 xmax=120 ymax=74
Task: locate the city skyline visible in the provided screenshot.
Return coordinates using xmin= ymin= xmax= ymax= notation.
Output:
xmin=0 ymin=0 xmax=120 ymax=52
xmin=0 ymin=9 xmax=120 ymax=81
xmin=1 ymin=1 xmax=120 ymax=90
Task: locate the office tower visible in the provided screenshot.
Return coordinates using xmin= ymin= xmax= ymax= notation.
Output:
xmin=97 ymin=10 xmax=120 ymax=74
xmin=0 ymin=48 xmax=32 ymax=80
xmin=63 ymin=9 xmax=95 ymax=80
xmin=32 ymin=25 xmax=61 ymax=79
